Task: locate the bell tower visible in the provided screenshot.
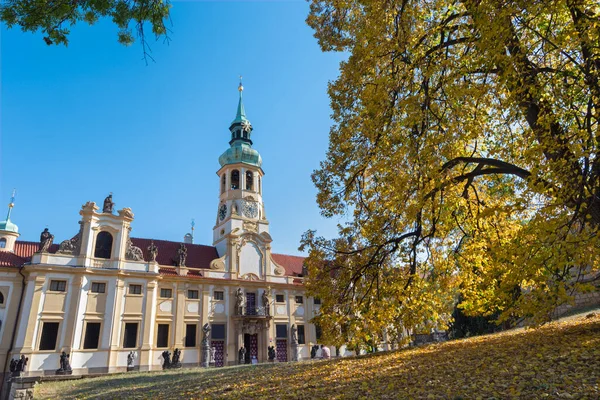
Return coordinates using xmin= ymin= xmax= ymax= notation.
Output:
xmin=213 ymin=80 xmax=269 ymax=256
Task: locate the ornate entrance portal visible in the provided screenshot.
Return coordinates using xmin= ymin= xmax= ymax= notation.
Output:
xmin=244 ymin=333 xmax=258 ymax=363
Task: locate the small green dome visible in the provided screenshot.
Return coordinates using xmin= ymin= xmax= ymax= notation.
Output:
xmin=0 ymin=218 xmax=18 ymax=233
xmin=219 ymin=142 xmax=262 ymax=168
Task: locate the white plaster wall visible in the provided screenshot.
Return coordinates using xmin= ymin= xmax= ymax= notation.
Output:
xmin=121 ymin=262 xmax=148 ymax=272
xmin=239 ymin=242 xmax=262 ymax=278
xmin=30 ymin=353 xmax=59 ymax=373
xmin=45 ymin=255 xmax=79 ymax=266
xmin=181 ymin=349 xmax=199 ymax=363
xmin=71 ymin=351 xmax=109 ymax=369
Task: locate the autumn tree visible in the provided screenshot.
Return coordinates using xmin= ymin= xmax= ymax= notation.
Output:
xmin=0 ymin=0 xmax=170 ymax=59
xmin=301 ymin=0 xmax=600 ymax=346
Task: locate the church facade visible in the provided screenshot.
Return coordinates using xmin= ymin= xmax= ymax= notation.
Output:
xmin=0 ymin=84 xmax=327 ymax=379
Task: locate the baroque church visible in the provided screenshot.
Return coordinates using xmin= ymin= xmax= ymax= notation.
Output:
xmin=0 ymin=83 xmax=329 ymax=379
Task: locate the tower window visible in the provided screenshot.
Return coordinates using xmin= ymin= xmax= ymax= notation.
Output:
xmin=246 ymin=171 xmax=253 ymax=190
xmin=221 ymin=174 xmax=226 ymax=194
xmin=0 ymin=292 xmax=4 ymax=304
xmin=231 ymin=170 xmax=240 ymax=190
xmin=243 ymin=131 xmax=248 ymax=139
xmin=258 ymin=177 xmax=261 ymax=194
xmin=94 ymin=231 xmax=113 ymax=259
xmin=0 ymin=238 xmax=6 ymax=248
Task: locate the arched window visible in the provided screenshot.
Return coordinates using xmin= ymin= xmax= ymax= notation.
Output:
xmin=231 ymin=170 xmax=240 ymax=190
xmin=243 ymin=131 xmax=248 ymax=139
xmin=0 ymin=291 xmax=4 ymax=304
xmin=246 ymin=171 xmax=253 ymax=190
xmin=94 ymin=231 xmax=113 ymax=259
xmin=0 ymin=238 xmax=6 ymax=249
xmin=221 ymin=174 xmax=226 ymax=194
xmin=258 ymin=177 xmax=261 ymax=194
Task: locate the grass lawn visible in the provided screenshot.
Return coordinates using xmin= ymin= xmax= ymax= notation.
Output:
xmin=35 ymin=312 xmax=600 ymax=399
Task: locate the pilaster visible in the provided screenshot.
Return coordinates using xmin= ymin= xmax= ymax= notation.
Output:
xmin=139 ymin=280 xmax=157 ymax=370
xmin=19 ymin=275 xmax=45 ymax=353
xmin=173 ymin=283 xmax=186 ymax=349
xmin=107 ymin=280 xmax=125 ymax=372
xmin=61 ymin=274 xmax=84 ymax=353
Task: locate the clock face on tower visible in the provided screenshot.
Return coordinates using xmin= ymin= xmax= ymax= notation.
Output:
xmin=219 ymin=204 xmax=227 ymax=221
xmin=242 ymin=200 xmax=258 ymax=219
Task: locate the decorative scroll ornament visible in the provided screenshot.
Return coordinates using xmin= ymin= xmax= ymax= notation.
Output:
xmin=57 ymin=222 xmax=83 ymax=255
xmin=240 ymin=273 xmax=260 ymax=281
xmin=210 ymin=255 xmax=226 ymax=270
xmin=118 ymin=207 xmax=134 ymax=219
xmin=271 ymin=257 xmax=286 ymax=276
xmin=243 ymin=221 xmax=258 ymax=233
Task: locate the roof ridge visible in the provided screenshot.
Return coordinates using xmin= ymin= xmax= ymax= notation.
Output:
xmin=130 ymin=237 xmax=216 ymax=249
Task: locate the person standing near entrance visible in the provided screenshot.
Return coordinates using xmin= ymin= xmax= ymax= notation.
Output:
xmin=321 ymin=345 xmax=331 ymax=359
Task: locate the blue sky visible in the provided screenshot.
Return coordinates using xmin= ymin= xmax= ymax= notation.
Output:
xmin=0 ymin=1 xmax=345 ymax=255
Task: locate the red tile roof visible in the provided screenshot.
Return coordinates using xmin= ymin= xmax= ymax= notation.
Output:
xmin=0 ymin=239 xmax=305 ymax=280
xmin=130 ymin=238 xmax=218 ymax=269
xmin=271 ymin=253 xmax=306 ymax=277
xmin=0 ymin=240 xmax=57 ymax=268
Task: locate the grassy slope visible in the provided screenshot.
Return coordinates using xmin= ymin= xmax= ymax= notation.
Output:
xmin=35 ymin=313 xmax=600 ymax=399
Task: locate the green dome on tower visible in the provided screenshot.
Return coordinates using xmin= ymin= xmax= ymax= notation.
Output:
xmin=0 ymin=190 xmax=18 ymax=233
xmin=0 ymin=219 xmax=18 ymax=233
xmin=219 ymin=80 xmax=262 ymax=168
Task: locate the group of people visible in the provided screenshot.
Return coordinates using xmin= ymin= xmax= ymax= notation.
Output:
xmin=310 ymin=344 xmax=331 ymax=360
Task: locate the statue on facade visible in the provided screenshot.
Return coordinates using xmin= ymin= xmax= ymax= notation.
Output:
xmin=311 ymin=345 xmax=319 ymax=359
xmin=202 ymin=323 xmax=211 ymax=346
xmin=210 ymin=346 xmax=216 ymax=365
xmin=290 ymin=324 xmax=298 ymax=345
xmin=127 ymin=351 xmax=136 ymax=371
xmin=268 ymin=346 xmax=277 ymax=362
xmin=10 ymin=355 xmax=28 ymax=376
xmin=56 ymin=352 xmax=72 ymax=375
xmin=262 ymin=288 xmax=271 ymax=316
xmin=238 ymin=347 xmax=246 ymax=364
xmin=235 ymin=287 xmax=245 ymax=315
xmin=38 ymin=228 xmax=54 ymax=253
xmin=148 ymin=240 xmax=159 ymax=262
xmin=161 ymin=350 xmax=171 ymax=369
xmin=103 ymin=194 xmax=114 ymax=213
xmin=125 ymin=238 xmax=144 ymax=261
xmin=172 ymin=348 xmax=182 ymax=368
xmin=177 ymin=243 xmax=187 ymax=267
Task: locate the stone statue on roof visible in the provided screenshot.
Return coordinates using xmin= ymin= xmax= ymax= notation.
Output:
xmin=38 ymin=228 xmax=54 ymax=253
xmin=103 ymin=194 xmax=114 ymax=213
xmin=148 ymin=240 xmax=158 ymax=262
xmin=177 ymin=243 xmax=187 ymax=266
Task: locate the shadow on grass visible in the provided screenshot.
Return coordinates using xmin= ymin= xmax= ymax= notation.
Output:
xmin=36 ymin=316 xmax=600 ymax=399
